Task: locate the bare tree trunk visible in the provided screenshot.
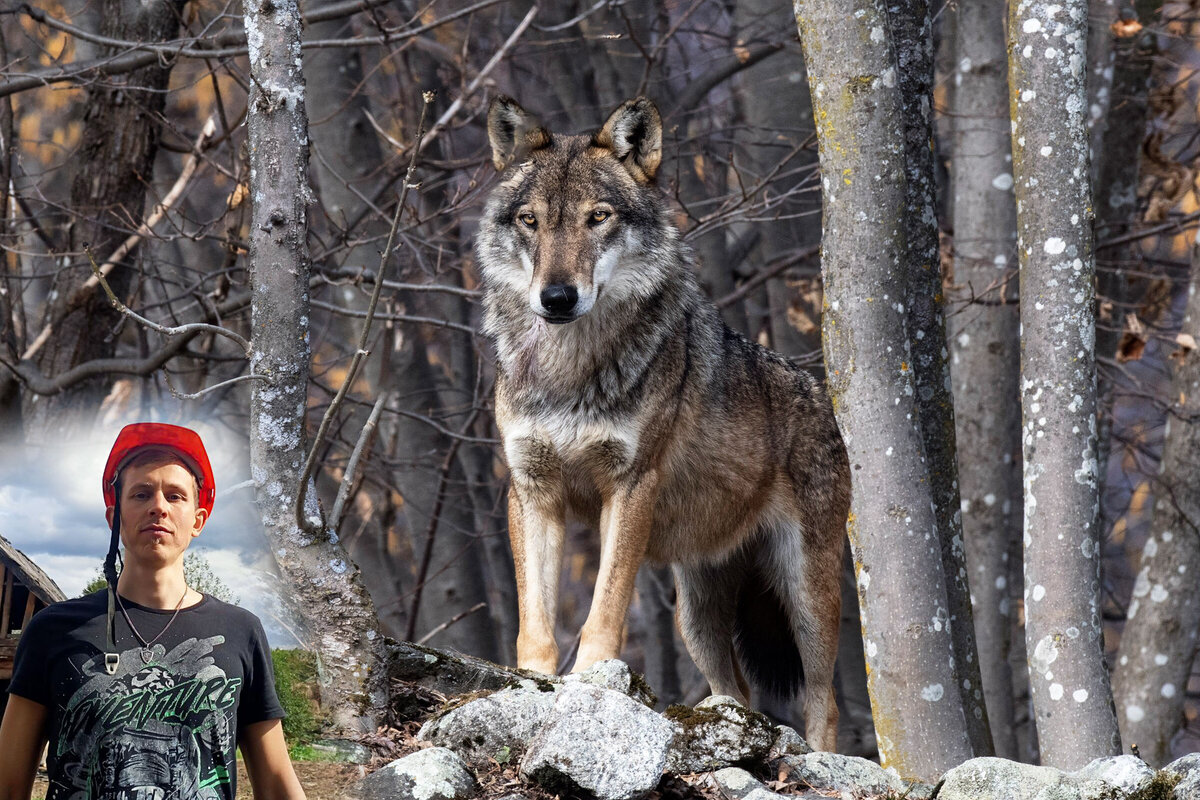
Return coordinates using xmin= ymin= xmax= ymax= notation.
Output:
xmin=1111 ymin=262 xmax=1200 ymax=766
xmin=244 ymin=0 xmax=380 ymax=733
xmin=24 ymin=0 xmax=185 ymax=438
xmin=949 ymin=0 xmax=1023 ymax=760
xmin=795 ymin=0 xmax=973 ymax=779
xmin=1009 ymin=0 xmax=1122 ymax=768
xmin=890 ymin=0 xmax=992 ymax=757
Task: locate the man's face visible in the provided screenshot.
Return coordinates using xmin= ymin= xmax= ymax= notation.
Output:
xmin=105 ymin=456 xmax=208 ymax=570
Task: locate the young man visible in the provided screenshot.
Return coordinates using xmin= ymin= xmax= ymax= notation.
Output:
xmin=0 ymin=423 xmax=306 ymax=800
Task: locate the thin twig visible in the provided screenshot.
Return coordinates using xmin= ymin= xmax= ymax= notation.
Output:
xmin=162 ymin=369 xmax=265 ymax=400
xmin=327 ymin=391 xmax=389 ymax=536
xmin=23 ymin=116 xmax=218 ymax=360
xmin=416 ymin=602 xmax=488 ymax=645
xmin=295 ymin=91 xmax=434 ymax=536
xmin=83 ymin=245 xmax=252 ymax=354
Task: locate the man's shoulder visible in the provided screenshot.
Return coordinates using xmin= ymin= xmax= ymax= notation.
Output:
xmin=197 ymin=596 xmax=268 ymax=636
xmin=34 ymin=590 xmax=107 ymax=621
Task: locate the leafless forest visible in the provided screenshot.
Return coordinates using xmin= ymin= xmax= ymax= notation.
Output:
xmin=1 ymin=0 xmax=1198 ymax=777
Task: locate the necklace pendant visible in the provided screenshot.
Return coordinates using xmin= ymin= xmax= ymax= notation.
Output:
xmin=141 ymin=647 xmax=154 ymax=664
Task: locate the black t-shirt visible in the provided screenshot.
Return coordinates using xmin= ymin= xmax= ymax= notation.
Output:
xmin=9 ymin=590 xmax=285 ymax=800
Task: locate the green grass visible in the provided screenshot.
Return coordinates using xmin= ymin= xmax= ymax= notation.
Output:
xmin=271 ymin=648 xmax=324 ymax=750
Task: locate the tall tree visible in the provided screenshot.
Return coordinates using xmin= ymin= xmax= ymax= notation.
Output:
xmin=795 ymin=0 xmax=973 ymax=779
xmin=890 ymin=0 xmax=992 ymax=756
xmin=1009 ymin=0 xmax=1122 ymax=768
xmin=950 ymin=0 xmax=1023 ymax=760
xmin=1110 ymin=261 xmax=1200 ymax=766
xmin=244 ymin=0 xmax=380 ymax=732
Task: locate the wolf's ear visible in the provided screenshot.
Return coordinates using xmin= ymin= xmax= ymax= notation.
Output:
xmin=487 ymin=96 xmax=552 ymax=171
xmin=594 ymin=97 xmax=662 ymax=183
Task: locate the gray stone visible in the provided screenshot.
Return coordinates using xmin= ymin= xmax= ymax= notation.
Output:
xmin=1165 ymin=755 xmax=1200 ymax=800
xmin=564 ymin=659 xmax=656 ymax=707
xmin=520 ymin=682 xmax=673 ymax=800
xmin=779 ymin=752 xmax=904 ymax=798
xmin=1073 ymin=755 xmax=1156 ymax=795
xmin=418 ymin=687 xmax=556 ymax=766
xmin=936 ymin=757 xmax=1131 ymax=800
xmin=767 ymin=724 xmax=812 ymax=759
xmin=358 ymin=747 xmax=477 ymax=800
xmin=709 ymin=768 xmax=794 ymax=800
xmin=665 ymin=696 xmax=776 ymax=773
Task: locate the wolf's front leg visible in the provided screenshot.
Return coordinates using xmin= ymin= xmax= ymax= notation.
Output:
xmin=573 ymin=471 xmax=660 ymax=672
xmin=508 ymin=484 xmax=566 ymax=675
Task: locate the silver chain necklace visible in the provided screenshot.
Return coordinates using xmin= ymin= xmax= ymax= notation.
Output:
xmin=116 ymin=586 xmax=189 ymax=664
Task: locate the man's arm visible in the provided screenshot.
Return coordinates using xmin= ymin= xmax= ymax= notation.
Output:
xmin=240 ymin=719 xmax=306 ymax=800
xmin=0 ymin=694 xmax=48 ymax=800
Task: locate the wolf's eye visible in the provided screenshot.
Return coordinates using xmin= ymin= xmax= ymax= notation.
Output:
xmin=518 ymin=212 xmax=537 ymax=228
xmin=590 ymin=210 xmax=611 ymax=224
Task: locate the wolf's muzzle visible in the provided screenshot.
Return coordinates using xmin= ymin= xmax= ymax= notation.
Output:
xmin=540 ymin=283 xmax=579 ymax=323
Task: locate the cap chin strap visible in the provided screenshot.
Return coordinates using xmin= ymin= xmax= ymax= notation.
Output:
xmin=104 ymin=494 xmax=122 ymax=675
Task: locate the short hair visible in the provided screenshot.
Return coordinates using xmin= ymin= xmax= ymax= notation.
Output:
xmin=114 ymin=447 xmax=201 ymax=506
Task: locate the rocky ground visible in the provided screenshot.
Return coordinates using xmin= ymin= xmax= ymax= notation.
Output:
xmin=349 ymin=641 xmax=1200 ymax=800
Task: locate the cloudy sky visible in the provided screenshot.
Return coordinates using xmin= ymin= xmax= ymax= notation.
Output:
xmin=0 ymin=420 xmax=302 ymax=647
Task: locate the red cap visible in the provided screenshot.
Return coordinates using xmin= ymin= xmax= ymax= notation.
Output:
xmin=102 ymin=423 xmax=215 ymax=514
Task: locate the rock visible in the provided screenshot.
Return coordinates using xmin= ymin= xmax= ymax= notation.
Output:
xmin=384 ymin=639 xmax=554 ymax=697
xmin=665 ymin=696 xmax=776 ymax=773
xmin=767 ymin=724 xmax=812 ymax=759
xmin=419 ymin=687 xmax=557 ymax=766
xmin=1164 ymin=754 xmax=1199 ymax=800
xmin=1073 ymin=755 xmax=1156 ymax=795
xmin=779 ymin=752 xmax=904 ymax=798
xmin=358 ymin=747 xmax=477 ymax=800
xmin=937 ymin=756 xmax=1138 ymax=800
xmin=711 ymin=767 xmax=791 ymax=800
xmin=565 ymin=659 xmax=657 ymax=707
xmin=520 ymin=682 xmax=674 ymax=800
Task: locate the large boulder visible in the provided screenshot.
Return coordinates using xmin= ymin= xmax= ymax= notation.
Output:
xmin=520 ymin=682 xmax=674 ymax=800
xmin=665 ymin=696 xmax=776 ymax=773
xmin=1164 ymin=754 xmax=1200 ymax=799
xmin=418 ymin=685 xmax=557 ymax=766
xmin=766 ymin=725 xmax=812 ymax=760
xmin=937 ymin=756 xmax=1137 ymax=800
xmin=778 ymin=752 xmax=905 ymax=798
xmin=358 ymin=747 xmax=477 ymax=800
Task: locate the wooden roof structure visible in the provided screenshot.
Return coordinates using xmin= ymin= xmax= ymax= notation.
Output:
xmin=0 ymin=534 xmax=67 ymax=681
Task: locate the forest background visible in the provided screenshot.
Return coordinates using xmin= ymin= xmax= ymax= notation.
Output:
xmin=0 ymin=0 xmax=1197 ymax=780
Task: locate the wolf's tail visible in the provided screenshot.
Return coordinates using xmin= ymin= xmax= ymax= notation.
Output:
xmin=732 ymin=561 xmax=804 ymax=698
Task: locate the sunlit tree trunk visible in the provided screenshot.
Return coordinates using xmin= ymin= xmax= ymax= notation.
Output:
xmin=244 ymin=0 xmax=380 ymax=732
xmin=949 ymin=0 xmax=1022 ymax=760
xmin=1111 ymin=262 xmax=1200 ymax=766
xmin=1009 ymin=0 xmax=1122 ymax=768
xmin=795 ymin=0 xmax=973 ymax=779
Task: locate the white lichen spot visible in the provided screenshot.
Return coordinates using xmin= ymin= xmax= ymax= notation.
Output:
xmin=1073 ymin=689 xmax=1089 ymax=703
xmin=1151 ymin=584 xmax=1169 ymax=603
xmin=1024 ymin=18 xmax=1042 ymax=33
xmin=1032 ymin=584 xmax=1046 ymax=602
xmin=1049 ymin=683 xmax=1064 ymax=700
xmin=1021 ymin=89 xmax=1037 ymax=103
xmin=1155 ymin=653 xmax=1169 ymax=666
xmin=1144 ymin=538 xmax=1158 ymax=558
xmin=1126 ymin=704 xmax=1145 ymax=722
xmin=995 ymin=575 xmax=1007 ymax=590
xmin=921 ymin=684 xmax=945 ymax=702
xmin=992 ymin=173 xmax=1014 ymax=191
xmin=1162 ymin=683 xmax=1176 ymax=698
xmin=870 ymin=25 xmax=885 ymax=43
xmin=1066 ymin=626 xmax=1080 ymax=639
xmin=866 ymin=639 xmax=878 ymax=658
xmin=1044 ymin=237 xmax=1067 ymax=255
xmin=1032 ymin=635 xmax=1059 ymax=676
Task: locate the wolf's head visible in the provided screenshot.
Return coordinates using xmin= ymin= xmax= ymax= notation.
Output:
xmin=477 ymin=96 xmax=674 ymax=325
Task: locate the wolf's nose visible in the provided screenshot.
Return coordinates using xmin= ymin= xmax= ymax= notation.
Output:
xmin=540 ymin=284 xmax=578 ymax=316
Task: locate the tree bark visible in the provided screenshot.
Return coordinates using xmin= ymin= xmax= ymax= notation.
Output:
xmin=244 ymin=0 xmax=380 ymax=733
xmin=949 ymin=0 xmax=1023 ymax=760
xmin=23 ymin=0 xmax=185 ymax=439
xmin=1110 ymin=263 xmax=1200 ymax=767
xmin=1009 ymin=0 xmax=1122 ymax=768
xmin=890 ymin=0 xmax=992 ymax=757
xmin=795 ymin=0 xmax=973 ymax=779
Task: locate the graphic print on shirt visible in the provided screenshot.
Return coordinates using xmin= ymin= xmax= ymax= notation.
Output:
xmin=55 ymin=635 xmax=241 ymax=800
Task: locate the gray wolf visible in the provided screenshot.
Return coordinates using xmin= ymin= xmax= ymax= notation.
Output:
xmin=477 ymin=95 xmax=851 ymax=751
